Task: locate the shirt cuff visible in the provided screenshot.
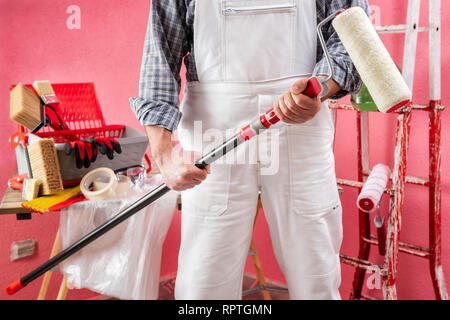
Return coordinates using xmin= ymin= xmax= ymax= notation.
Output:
xmin=129 ymin=97 xmax=182 ymax=132
xmin=313 ymin=56 xmax=363 ymax=100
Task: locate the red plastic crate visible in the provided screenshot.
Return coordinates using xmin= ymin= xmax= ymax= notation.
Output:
xmin=11 ymin=82 xmax=150 ymax=182
xmin=13 ymin=82 xmax=125 ymax=142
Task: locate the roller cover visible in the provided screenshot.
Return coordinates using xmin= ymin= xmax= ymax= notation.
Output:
xmin=357 ymin=164 xmax=391 ymax=213
xmin=333 ymin=7 xmax=411 ymax=113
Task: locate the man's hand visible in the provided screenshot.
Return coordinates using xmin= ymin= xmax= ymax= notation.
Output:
xmin=273 ymin=77 xmax=341 ymax=124
xmin=146 ymin=126 xmax=209 ymax=191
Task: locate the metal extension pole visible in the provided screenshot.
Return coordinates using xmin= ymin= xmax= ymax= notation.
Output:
xmin=5 ymin=134 xmax=247 ymax=295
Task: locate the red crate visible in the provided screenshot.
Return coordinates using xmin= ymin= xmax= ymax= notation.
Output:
xmin=11 ymin=82 xmax=150 ymax=182
xmin=13 ymin=82 xmax=125 ymax=142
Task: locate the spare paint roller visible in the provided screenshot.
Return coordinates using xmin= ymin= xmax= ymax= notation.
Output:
xmin=5 ymin=6 xmax=410 ymax=295
xmin=357 ymin=164 xmax=390 ymax=256
xmin=357 ymin=164 xmax=391 ymax=213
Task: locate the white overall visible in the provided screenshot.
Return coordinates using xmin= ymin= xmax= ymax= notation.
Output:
xmin=175 ymin=0 xmax=343 ymax=300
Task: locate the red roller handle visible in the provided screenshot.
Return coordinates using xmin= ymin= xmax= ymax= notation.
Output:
xmin=302 ymin=76 xmax=323 ymax=98
xmin=6 ymin=278 xmax=25 ymax=295
xmin=261 ymin=76 xmax=323 ymax=127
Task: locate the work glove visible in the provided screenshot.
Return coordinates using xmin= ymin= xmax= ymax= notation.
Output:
xmin=94 ymin=137 xmax=121 ymax=160
xmin=64 ymin=140 xmax=96 ymax=169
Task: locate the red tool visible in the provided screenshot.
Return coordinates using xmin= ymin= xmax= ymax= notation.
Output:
xmin=7 ymin=174 xmax=28 ymax=190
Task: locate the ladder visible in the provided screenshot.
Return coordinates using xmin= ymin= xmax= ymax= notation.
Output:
xmin=330 ymin=0 xmax=447 ymax=300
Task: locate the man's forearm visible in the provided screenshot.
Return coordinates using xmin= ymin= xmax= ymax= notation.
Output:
xmin=145 ymin=125 xmax=174 ymax=167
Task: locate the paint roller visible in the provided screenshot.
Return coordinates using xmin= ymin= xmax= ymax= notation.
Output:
xmin=6 ymin=6 xmax=411 ymax=294
xmin=357 ymin=164 xmax=391 ymax=256
xmin=261 ymin=6 xmax=412 ymax=127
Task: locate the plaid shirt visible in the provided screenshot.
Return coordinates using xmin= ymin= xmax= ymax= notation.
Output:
xmin=130 ymin=0 xmax=370 ymax=132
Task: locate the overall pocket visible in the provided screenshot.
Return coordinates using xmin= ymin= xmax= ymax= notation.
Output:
xmin=287 ymin=125 xmax=340 ymax=215
xmin=181 ymin=163 xmax=231 ymax=217
xmin=221 ymin=0 xmax=297 ymax=81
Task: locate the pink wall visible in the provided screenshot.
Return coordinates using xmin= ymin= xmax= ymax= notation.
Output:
xmin=0 ymin=0 xmax=448 ymax=300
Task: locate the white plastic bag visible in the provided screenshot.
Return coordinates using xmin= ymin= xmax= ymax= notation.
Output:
xmin=59 ymin=174 xmax=177 ymax=300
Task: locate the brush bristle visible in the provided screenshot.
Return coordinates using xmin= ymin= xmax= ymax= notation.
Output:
xmin=22 ymin=178 xmax=42 ymax=201
xmin=32 ymin=81 xmax=55 ymax=96
xmin=27 ymin=139 xmax=63 ymax=195
xmin=9 ymin=84 xmax=42 ymax=130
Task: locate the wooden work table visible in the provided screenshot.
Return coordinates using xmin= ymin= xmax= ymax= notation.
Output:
xmin=0 ymin=187 xmax=34 ymax=219
xmin=0 ymin=161 xmax=342 ymax=220
xmin=0 ymin=162 xmax=185 ymax=220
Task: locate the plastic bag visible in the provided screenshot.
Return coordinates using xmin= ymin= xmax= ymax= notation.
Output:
xmin=59 ymin=174 xmax=177 ymax=300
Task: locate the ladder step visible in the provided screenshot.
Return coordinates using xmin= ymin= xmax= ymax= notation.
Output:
xmin=329 ymin=102 xmax=435 ymax=112
xmin=337 ymin=176 xmax=430 ymax=191
xmin=361 ymin=171 xmax=430 ymax=187
xmin=339 ymin=253 xmax=386 ymax=275
xmin=405 ymin=175 xmax=430 ymax=187
xmin=360 ymin=293 xmax=379 ymax=300
xmin=364 ymin=235 xmax=430 ymax=259
xmin=375 ymin=24 xmax=430 ymax=34
xmin=336 ymin=178 xmax=394 ymax=195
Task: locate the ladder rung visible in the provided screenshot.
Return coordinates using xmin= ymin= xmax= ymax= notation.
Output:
xmin=361 ymin=171 xmax=430 ymax=187
xmin=340 ymin=253 xmax=386 ymax=274
xmin=411 ymin=103 xmax=430 ymax=111
xmin=364 ymin=235 xmax=430 ymax=259
xmin=375 ymin=24 xmax=430 ymax=34
xmin=405 ymin=175 xmax=430 ymax=187
xmin=360 ymin=293 xmax=379 ymax=300
xmin=337 ymin=178 xmax=394 ymax=195
xmin=329 ymin=102 xmax=437 ymax=112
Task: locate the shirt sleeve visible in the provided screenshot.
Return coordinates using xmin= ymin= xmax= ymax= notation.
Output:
xmin=129 ymin=0 xmax=190 ymax=132
xmin=313 ymin=0 xmax=371 ymax=99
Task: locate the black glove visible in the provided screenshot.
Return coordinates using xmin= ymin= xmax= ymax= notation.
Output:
xmin=94 ymin=138 xmax=121 ymax=160
xmin=64 ymin=140 xmax=96 ymax=169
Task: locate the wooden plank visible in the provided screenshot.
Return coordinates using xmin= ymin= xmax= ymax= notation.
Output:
xmin=0 ymin=188 xmax=31 ymax=215
xmin=402 ymin=0 xmax=421 ymax=91
xmin=375 ymin=24 xmax=429 ymax=34
xmin=429 ymin=0 xmax=441 ymax=100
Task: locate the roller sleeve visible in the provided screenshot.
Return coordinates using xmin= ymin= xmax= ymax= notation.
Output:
xmin=332 ymin=7 xmax=411 ymax=113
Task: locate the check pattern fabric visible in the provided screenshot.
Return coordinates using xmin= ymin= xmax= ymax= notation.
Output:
xmin=130 ymin=0 xmax=370 ymax=132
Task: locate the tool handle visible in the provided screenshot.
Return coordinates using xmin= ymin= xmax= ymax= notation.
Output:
xmin=374 ymin=216 xmax=387 ymax=256
xmin=6 ymin=278 xmax=25 ymax=295
xmin=260 ymin=76 xmax=323 ymax=127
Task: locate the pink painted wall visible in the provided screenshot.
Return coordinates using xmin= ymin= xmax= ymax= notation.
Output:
xmin=0 ymin=0 xmax=448 ymax=300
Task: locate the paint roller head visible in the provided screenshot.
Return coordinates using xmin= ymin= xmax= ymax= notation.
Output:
xmin=332 ymin=7 xmax=412 ymax=113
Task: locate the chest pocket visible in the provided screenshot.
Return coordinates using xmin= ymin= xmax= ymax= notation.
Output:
xmin=221 ymin=0 xmax=297 ymax=82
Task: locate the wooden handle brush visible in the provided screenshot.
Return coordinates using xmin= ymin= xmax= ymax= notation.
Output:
xmin=33 ymin=81 xmax=70 ymax=130
xmin=9 ymin=84 xmax=44 ymax=132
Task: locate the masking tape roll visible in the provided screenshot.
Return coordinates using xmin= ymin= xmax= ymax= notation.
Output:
xmin=80 ymin=168 xmax=118 ymax=201
xmin=93 ymin=174 xmax=132 ymax=198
